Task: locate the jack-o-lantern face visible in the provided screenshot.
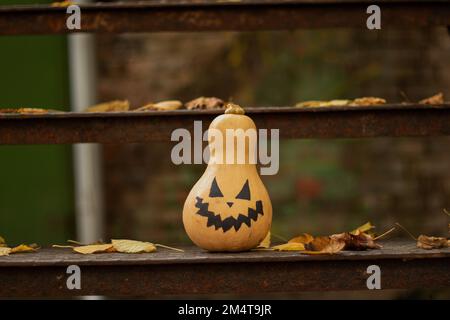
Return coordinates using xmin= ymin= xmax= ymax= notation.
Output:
xmin=195 ymin=177 xmax=264 ymax=232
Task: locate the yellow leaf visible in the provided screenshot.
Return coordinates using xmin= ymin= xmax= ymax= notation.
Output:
xmin=73 ymin=244 xmax=114 ymax=254
xmin=10 ymin=244 xmax=37 ymax=254
xmin=112 ymin=239 xmax=156 ymax=253
xmin=350 ymin=222 xmax=375 ymax=235
xmin=86 ymin=100 xmax=129 ymax=112
xmin=0 ymin=236 xmax=6 ymax=247
xmin=272 ymin=242 xmax=305 ymax=251
xmin=257 ymin=232 xmax=271 ymax=249
xmin=288 ymin=233 xmax=314 ymax=244
xmin=0 ymin=247 xmax=11 ymax=256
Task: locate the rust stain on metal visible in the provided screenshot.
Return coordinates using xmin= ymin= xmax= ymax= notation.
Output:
xmin=0 ymin=242 xmax=448 ymax=297
xmin=0 ymin=105 xmax=449 ymax=144
xmin=0 ymin=1 xmax=449 ymax=35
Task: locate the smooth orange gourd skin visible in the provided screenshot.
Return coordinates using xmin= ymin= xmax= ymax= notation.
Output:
xmin=183 ymin=106 xmax=272 ymax=252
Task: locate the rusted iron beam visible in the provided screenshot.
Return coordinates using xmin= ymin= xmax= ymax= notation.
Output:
xmin=0 ymin=105 xmax=449 ymax=144
xmin=0 ymin=1 xmax=449 ymax=35
xmin=0 ymin=243 xmax=449 ymax=297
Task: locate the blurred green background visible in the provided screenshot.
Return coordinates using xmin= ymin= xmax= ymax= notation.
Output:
xmin=0 ymin=0 xmax=74 ymax=245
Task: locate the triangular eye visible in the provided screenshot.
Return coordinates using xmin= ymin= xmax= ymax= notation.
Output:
xmin=209 ymin=177 xmax=224 ymax=197
xmin=236 ymin=180 xmax=251 ymax=200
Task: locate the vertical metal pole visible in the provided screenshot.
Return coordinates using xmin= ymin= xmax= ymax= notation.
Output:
xmin=68 ymin=1 xmax=104 ymax=244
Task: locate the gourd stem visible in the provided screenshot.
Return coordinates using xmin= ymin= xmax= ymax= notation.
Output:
xmin=225 ymin=103 xmax=245 ymax=115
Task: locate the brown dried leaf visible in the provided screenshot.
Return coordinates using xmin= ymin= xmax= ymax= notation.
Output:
xmin=331 ymin=232 xmax=381 ymax=250
xmin=0 ymin=108 xmax=48 ymax=114
xmin=185 ymin=97 xmax=225 ymax=110
xmin=86 ymin=100 xmax=129 ymax=112
xmin=257 ymin=232 xmax=271 ymax=249
xmin=288 ymin=233 xmax=314 ymax=245
xmin=112 ymin=239 xmax=156 ymax=253
xmin=0 ymin=247 xmax=11 ymax=256
xmin=350 ymin=97 xmax=386 ymax=106
xmin=419 ymin=92 xmax=444 ymax=105
xmin=295 ymin=100 xmax=351 ymax=108
xmin=303 ymin=237 xmax=345 ymax=255
xmin=417 ymin=235 xmax=448 ymax=250
xmin=0 ymin=236 xmax=6 ymax=247
xmin=136 ymin=100 xmax=183 ymax=111
xmin=73 ymin=244 xmax=114 ymax=254
xmin=272 ymin=242 xmax=305 ymax=251
xmin=10 ymin=244 xmax=37 ymax=254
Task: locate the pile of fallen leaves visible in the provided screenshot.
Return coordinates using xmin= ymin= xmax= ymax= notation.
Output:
xmin=84 ymin=96 xmax=226 ymax=113
xmin=258 ymin=222 xmax=394 ymax=254
xmin=295 ymin=92 xmax=447 ymax=108
xmin=0 ymin=236 xmax=39 ymax=256
xmin=53 ymin=239 xmax=183 ymax=255
xmin=296 ymin=97 xmax=386 ymax=108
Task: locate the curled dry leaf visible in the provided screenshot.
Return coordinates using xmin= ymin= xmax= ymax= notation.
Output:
xmin=0 ymin=247 xmax=11 ymax=256
xmin=419 ymin=92 xmax=444 ymax=105
xmin=288 ymin=233 xmax=314 ymax=245
xmin=137 ymin=100 xmax=183 ymax=111
xmin=331 ymin=232 xmax=381 ymax=250
xmin=73 ymin=244 xmax=115 ymax=255
xmin=257 ymin=232 xmax=271 ymax=249
xmin=302 ymin=237 xmax=345 ymax=255
xmin=416 ymin=235 xmax=448 ymax=250
xmin=272 ymin=242 xmax=305 ymax=251
xmin=350 ymin=97 xmax=386 ymax=106
xmin=185 ymin=97 xmax=225 ymax=110
xmin=112 ymin=239 xmax=156 ymax=253
xmin=10 ymin=244 xmax=37 ymax=254
xmin=86 ymin=100 xmax=129 ymax=112
xmin=304 ymin=236 xmax=345 ymax=254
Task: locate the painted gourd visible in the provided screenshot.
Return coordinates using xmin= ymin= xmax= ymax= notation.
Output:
xmin=183 ymin=103 xmax=272 ymax=252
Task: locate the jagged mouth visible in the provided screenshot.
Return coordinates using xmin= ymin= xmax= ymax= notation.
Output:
xmin=195 ymin=196 xmax=264 ymax=232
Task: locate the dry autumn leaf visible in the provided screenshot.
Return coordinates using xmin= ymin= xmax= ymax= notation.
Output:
xmin=51 ymin=1 xmax=74 ymax=7
xmin=331 ymin=232 xmax=381 ymax=250
xmin=302 ymin=238 xmax=345 ymax=255
xmin=185 ymin=97 xmax=225 ymax=110
xmin=257 ymin=232 xmax=271 ymax=249
xmin=73 ymin=244 xmax=114 ymax=255
xmin=288 ymin=233 xmax=314 ymax=245
xmin=0 ymin=247 xmax=11 ymax=256
xmin=10 ymin=244 xmax=37 ymax=254
xmin=86 ymin=100 xmax=129 ymax=112
xmin=416 ymin=235 xmax=448 ymax=250
xmin=350 ymin=97 xmax=386 ymax=106
xmin=350 ymin=222 xmax=375 ymax=235
xmin=137 ymin=100 xmax=183 ymax=111
xmin=419 ymin=92 xmax=444 ymax=105
xmin=0 ymin=236 xmax=6 ymax=247
xmin=272 ymin=242 xmax=305 ymax=251
xmin=112 ymin=239 xmax=156 ymax=253
xmin=295 ymin=100 xmax=351 ymax=108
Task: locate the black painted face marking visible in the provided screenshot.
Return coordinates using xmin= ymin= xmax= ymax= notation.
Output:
xmin=196 ymin=178 xmax=264 ymax=232
xmin=235 ymin=179 xmax=251 ymax=200
xmin=209 ymin=177 xmax=223 ymax=197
